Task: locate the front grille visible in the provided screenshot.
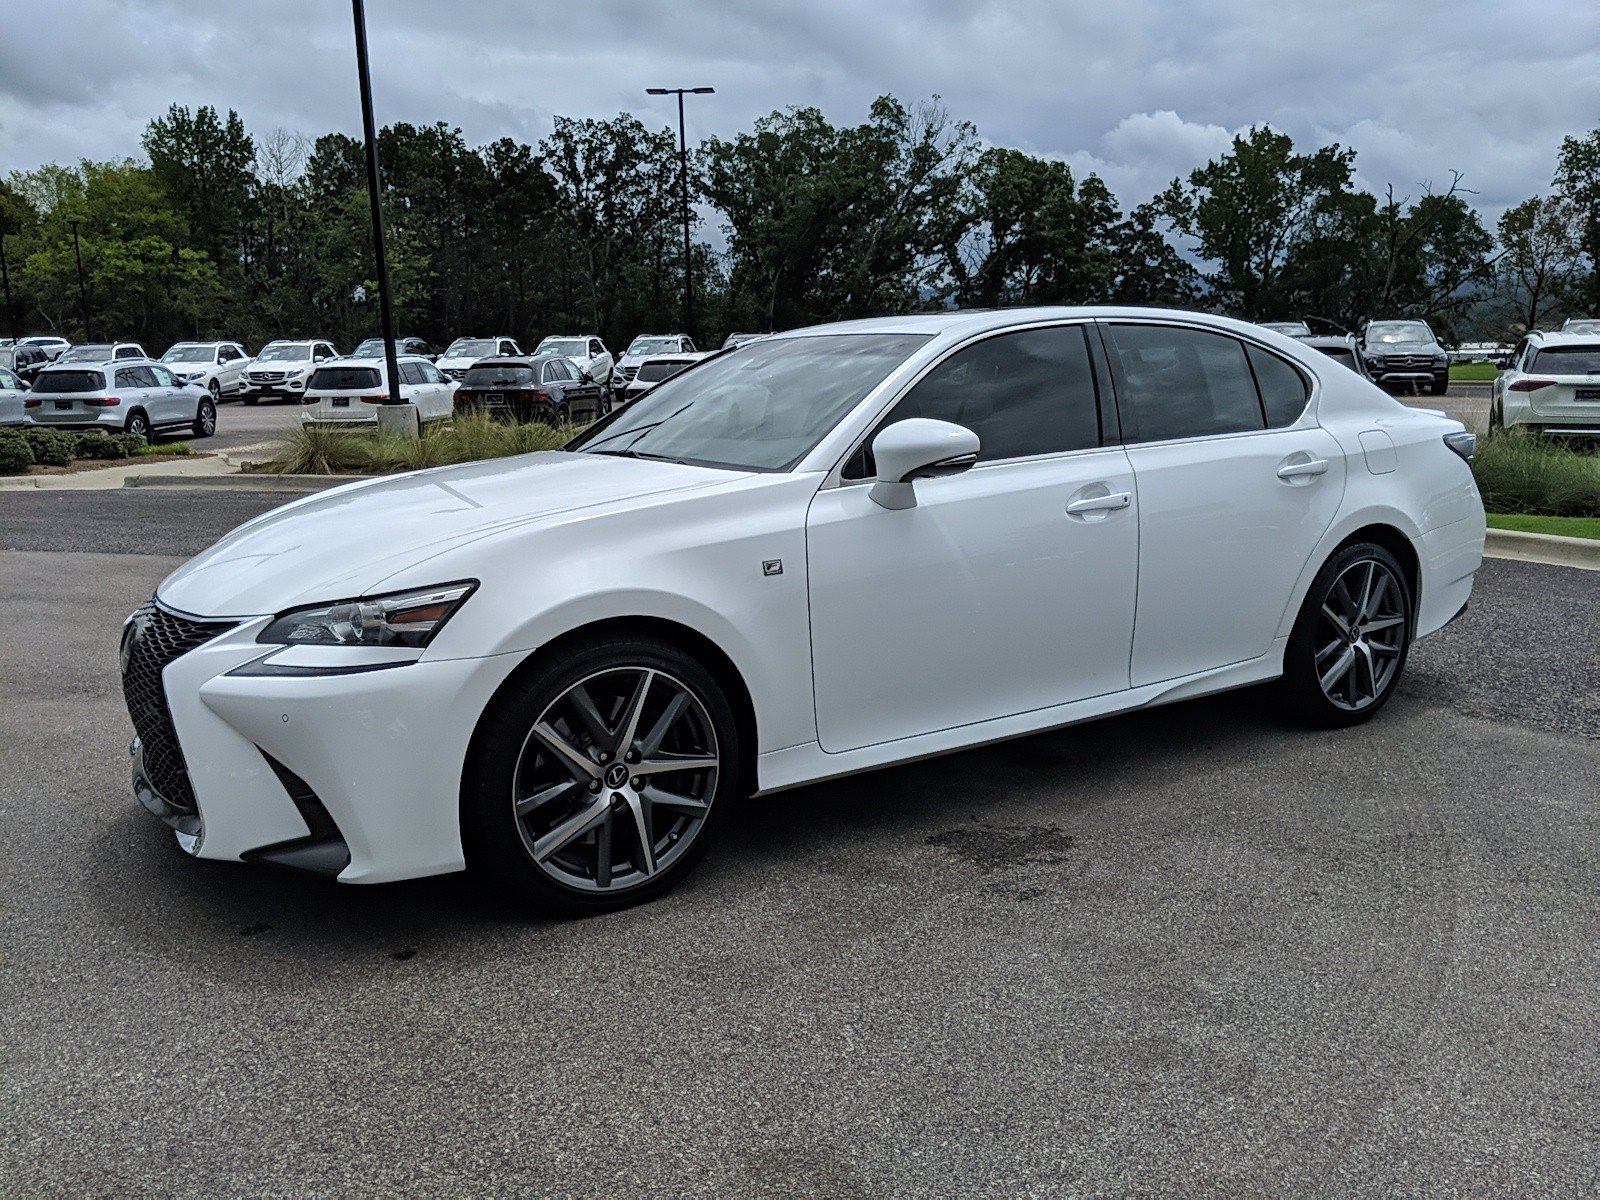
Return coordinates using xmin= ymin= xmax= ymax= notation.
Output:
xmin=121 ymin=602 xmax=237 ymax=811
xmin=1381 ymin=354 xmax=1432 ymax=370
xmin=621 ymin=365 xmax=639 ymax=382
xmin=249 ymin=370 xmax=286 ymax=383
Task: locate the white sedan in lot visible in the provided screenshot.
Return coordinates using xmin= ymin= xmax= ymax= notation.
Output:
xmin=121 ymin=307 xmax=1484 ymax=912
xmin=298 ymin=356 xmax=456 ymax=429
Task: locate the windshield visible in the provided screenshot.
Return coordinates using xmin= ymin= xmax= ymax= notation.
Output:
xmin=626 ymin=337 xmax=678 ymax=356
xmin=352 ymin=339 xmax=385 ymax=357
xmin=58 ymin=345 xmax=113 ymax=363
xmin=1561 ymin=320 xmax=1600 ymax=335
xmin=162 ymin=345 xmax=215 ymax=362
xmin=1367 ymin=322 xmax=1432 ymax=344
xmin=443 ymin=339 xmax=495 ymax=358
xmin=1261 ymin=322 xmax=1310 ymax=336
xmin=464 ymin=364 xmax=535 ymax=387
xmin=539 ymin=339 xmax=587 ymax=357
xmin=34 ymin=369 xmax=106 ymax=393
xmin=572 ymin=333 xmax=931 ymax=472
xmin=636 ymin=359 xmax=692 ymax=383
xmin=257 ymin=343 xmax=313 ymax=362
xmin=1529 ymin=345 xmax=1600 ymax=375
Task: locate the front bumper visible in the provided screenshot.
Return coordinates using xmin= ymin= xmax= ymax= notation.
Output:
xmin=122 ymin=606 xmax=523 ymax=884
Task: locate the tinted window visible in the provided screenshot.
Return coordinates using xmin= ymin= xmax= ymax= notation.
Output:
xmin=1529 ymin=345 xmax=1600 ymax=374
xmin=464 ymin=364 xmax=535 ymax=388
xmin=855 ymin=326 xmax=1100 ymax=471
xmin=1247 ymin=345 xmax=1310 ymax=427
xmin=573 ymin=333 xmax=931 ymax=472
xmin=116 ymin=346 xmax=140 ymax=359
xmin=1107 ymin=325 xmax=1265 ymax=442
xmin=589 ymin=340 xmax=603 ymax=356
xmin=398 ymin=361 xmax=422 ymax=386
xmin=36 ymin=370 xmax=105 ymax=393
xmin=1315 ymin=346 xmax=1360 ymax=371
xmin=309 ymin=366 xmax=381 ymax=390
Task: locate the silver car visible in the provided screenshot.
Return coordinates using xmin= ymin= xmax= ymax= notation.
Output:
xmin=25 ymin=359 xmax=216 ymax=441
xmin=0 ymin=365 xmax=28 ymax=427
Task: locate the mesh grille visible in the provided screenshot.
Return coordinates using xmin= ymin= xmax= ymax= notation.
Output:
xmin=121 ymin=601 xmax=237 ymax=811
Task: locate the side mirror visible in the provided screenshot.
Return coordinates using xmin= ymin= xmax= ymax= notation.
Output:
xmin=868 ymin=418 xmax=980 ymax=510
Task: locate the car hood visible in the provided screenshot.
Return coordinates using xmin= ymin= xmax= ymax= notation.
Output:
xmin=157 ymin=452 xmax=744 ymax=617
xmin=250 ymin=360 xmax=313 ymax=370
xmin=1368 ymin=340 xmax=1439 ymax=354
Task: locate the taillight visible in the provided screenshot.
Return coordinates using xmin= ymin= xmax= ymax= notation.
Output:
xmin=533 ymin=388 xmax=551 ymax=403
xmin=1443 ymin=431 xmax=1477 ymax=463
xmin=1508 ymin=378 xmax=1555 ymax=392
xmin=358 ymin=394 xmax=387 ymax=405
xmin=301 ymin=395 xmax=318 ymax=405
xmin=24 ymin=397 xmax=41 ymax=408
xmin=85 ymin=395 xmax=121 ymax=407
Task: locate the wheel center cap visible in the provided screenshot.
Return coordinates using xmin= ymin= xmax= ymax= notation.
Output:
xmin=604 ymin=763 xmax=629 ymax=788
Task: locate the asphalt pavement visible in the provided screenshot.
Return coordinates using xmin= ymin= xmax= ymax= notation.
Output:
xmin=0 ymin=486 xmax=1594 ymax=1195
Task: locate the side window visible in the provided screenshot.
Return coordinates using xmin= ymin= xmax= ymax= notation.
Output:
xmin=147 ymin=365 xmax=176 ymax=387
xmin=398 ymin=361 xmax=422 ymax=386
xmin=500 ymin=341 xmax=516 ymax=356
xmin=1246 ymin=345 xmax=1310 ymax=428
xmin=0 ymin=369 xmax=20 ymax=390
xmin=541 ymin=362 xmax=562 ymax=385
xmin=1106 ymin=324 xmax=1265 ymax=443
xmin=419 ymin=362 xmax=443 ymax=384
xmin=115 ymin=368 xmax=139 ymax=390
xmin=683 ymin=339 xmax=696 ymax=352
xmin=847 ymin=325 xmax=1101 ymax=477
xmin=589 ymin=340 xmax=603 ymax=357
xmin=116 ymin=346 xmax=137 ymax=359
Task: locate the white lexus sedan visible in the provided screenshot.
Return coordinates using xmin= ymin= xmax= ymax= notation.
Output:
xmin=122 ymin=308 xmax=1485 ymax=912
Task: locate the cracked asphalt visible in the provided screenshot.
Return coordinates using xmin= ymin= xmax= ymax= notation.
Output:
xmin=1 ymin=489 xmax=1594 ymax=1195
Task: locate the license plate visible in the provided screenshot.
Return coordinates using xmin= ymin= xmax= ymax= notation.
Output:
xmin=331 ymin=397 xmax=349 ymax=408
xmin=485 ymin=393 xmax=504 ymax=405
xmin=54 ymin=400 xmax=72 ymax=410
xmin=1574 ymin=387 xmax=1600 ymax=402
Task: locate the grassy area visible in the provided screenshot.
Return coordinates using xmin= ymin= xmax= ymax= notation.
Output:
xmin=262 ymin=413 xmax=573 ymax=475
xmin=1449 ymin=361 xmax=1500 ymax=382
xmin=1472 ymin=431 xmax=1600 ymax=518
xmin=1485 ymin=513 xmax=1600 ymax=541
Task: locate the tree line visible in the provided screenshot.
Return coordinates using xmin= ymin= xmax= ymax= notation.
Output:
xmin=0 ymin=97 xmax=1594 ymax=352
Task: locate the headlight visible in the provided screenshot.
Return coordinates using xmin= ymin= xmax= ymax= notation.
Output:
xmin=258 ymin=582 xmax=476 ymax=648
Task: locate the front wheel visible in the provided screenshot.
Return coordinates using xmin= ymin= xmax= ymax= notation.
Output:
xmin=207 ymin=379 xmax=221 ymax=403
xmin=193 ymin=397 xmax=216 ymax=438
xmin=1277 ymin=542 xmax=1412 ymax=727
xmin=241 ymin=395 xmax=258 ymax=407
xmin=462 ymin=634 xmax=741 ymax=913
xmin=1428 ymin=375 xmax=1448 ymax=396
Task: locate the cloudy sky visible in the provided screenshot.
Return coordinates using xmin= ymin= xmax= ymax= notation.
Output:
xmin=1 ymin=0 xmax=1596 ymax=222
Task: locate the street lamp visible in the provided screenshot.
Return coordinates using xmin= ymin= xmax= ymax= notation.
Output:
xmin=68 ymin=218 xmax=90 ymax=341
xmin=646 ymin=86 xmax=714 ymax=339
xmin=350 ymin=0 xmax=402 ymax=405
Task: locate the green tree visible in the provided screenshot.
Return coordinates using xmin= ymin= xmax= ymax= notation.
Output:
xmin=1553 ymin=128 xmax=1600 ymax=314
xmin=1495 ymin=195 xmax=1584 ymax=331
xmin=142 ymin=105 xmax=254 ymax=270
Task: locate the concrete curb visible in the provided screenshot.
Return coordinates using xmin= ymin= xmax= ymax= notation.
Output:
xmin=123 ymin=473 xmax=370 ymax=492
xmin=1484 ymin=527 xmax=1600 ymax=572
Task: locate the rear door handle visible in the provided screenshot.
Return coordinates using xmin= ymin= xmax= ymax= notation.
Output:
xmin=1276 ymin=458 xmax=1329 ymax=479
xmin=1065 ymin=491 xmax=1132 ymax=514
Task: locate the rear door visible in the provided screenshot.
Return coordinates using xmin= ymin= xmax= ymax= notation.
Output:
xmin=1100 ymin=320 xmax=1347 ymax=686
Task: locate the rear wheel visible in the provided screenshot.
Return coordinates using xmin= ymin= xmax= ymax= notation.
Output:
xmin=192 ymin=397 xmax=216 ymax=438
xmin=1278 ymin=541 xmax=1412 ymax=727
xmin=462 ymin=633 xmax=740 ymax=913
xmin=124 ymin=409 xmax=152 ymax=442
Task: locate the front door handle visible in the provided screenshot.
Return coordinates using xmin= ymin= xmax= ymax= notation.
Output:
xmin=1276 ymin=458 xmax=1329 ymax=480
xmin=1065 ymin=490 xmax=1132 ymax=515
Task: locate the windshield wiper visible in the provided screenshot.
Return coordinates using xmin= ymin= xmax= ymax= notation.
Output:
xmin=589 ymin=449 xmax=684 ymax=464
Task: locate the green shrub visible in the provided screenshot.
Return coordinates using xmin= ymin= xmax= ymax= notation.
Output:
xmin=73 ymin=430 xmax=124 ymax=460
xmin=263 ymin=413 xmax=572 ymax=475
xmin=134 ymin=441 xmax=192 ymax=457
xmin=22 ymin=427 xmax=76 ymax=467
xmin=108 ymin=432 xmax=147 ymax=458
xmin=1472 ymin=431 xmax=1600 ymax=518
xmin=0 ymin=430 xmax=36 ymax=474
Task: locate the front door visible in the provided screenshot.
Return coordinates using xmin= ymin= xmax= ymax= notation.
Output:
xmin=806 ymin=323 xmax=1139 ymax=753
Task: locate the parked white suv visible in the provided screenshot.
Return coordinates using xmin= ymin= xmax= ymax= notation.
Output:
xmin=534 ymin=335 xmax=613 ymax=387
xmin=300 ymin=356 xmax=457 ymax=430
xmin=55 ymin=341 xmax=148 ymax=365
xmin=160 ymin=341 xmax=251 ymax=401
xmin=611 ymin=334 xmax=697 ymax=390
xmin=241 ymin=340 xmax=338 ymax=404
xmin=18 ymin=335 xmax=71 ymax=360
xmin=614 ymin=351 xmax=709 ymax=406
xmin=437 ymin=337 xmax=523 ymax=383
xmin=1490 ymin=330 xmax=1600 ymax=437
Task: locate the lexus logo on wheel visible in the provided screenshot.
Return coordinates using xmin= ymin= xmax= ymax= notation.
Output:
xmin=604 ymin=763 xmax=629 ymax=789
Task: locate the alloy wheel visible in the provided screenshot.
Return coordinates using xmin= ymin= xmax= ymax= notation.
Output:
xmin=1314 ymin=558 xmax=1407 ymax=711
xmin=511 ymin=666 xmax=719 ymax=892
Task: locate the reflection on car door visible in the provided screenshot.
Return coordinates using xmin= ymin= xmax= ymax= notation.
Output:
xmin=806 ymin=323 xmax=1139 ymax=753
xmin=1099 ymin=321 xmax=1347 ymax=685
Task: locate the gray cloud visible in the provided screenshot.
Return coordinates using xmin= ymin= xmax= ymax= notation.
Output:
xmin=1 ymin=0 xmax=1595 ymax=223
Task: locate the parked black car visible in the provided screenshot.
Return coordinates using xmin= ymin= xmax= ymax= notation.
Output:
xmin=453 ymin=355 xmax=606 ymax=425
xmin=1359 ymin=320 xmax=1450 ymax=395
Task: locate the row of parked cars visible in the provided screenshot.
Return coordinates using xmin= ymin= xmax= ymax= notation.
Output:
xmin=1259 ymin=316 xmax=1600 ymax=437
xmin=0 ymin=328 xmax=773 ymax=438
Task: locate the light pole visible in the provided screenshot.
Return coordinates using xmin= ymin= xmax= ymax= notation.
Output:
xmin=68 ymin=218 xmax=90 ymax=341
xmin=351 ymin=0 xmax=402 ymax=405
xmin=646 ymin=86 xmax=713 ymax=339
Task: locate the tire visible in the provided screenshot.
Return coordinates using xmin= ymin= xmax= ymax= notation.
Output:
xmin=207 ymin=379 xmax=221 ymax=404
xmin=192 ymin=397 xmax=216 ymax=439
xmin=1488 ymin=397 xmax=1504 ymax=432
xmin=241 ymin=395 xmax=258 ymax=407
xmin=462 ymin=632 xmax=742 ymax=914
xmin=1428 ymin=375 xmax=1448 ymax=396
xmin=124 ymin=410 xmax=151 ymax=442
xmin=1277 ymin=541 xmax=1412 ymax=728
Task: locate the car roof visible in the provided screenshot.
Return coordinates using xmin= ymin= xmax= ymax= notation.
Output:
xmin=1527 ymin=330 xmax=1600 ymax=347
xmin=772 ymin=306 xmax=1308 ymax=342
xmin=1301 ymin=335 xmax=1357 ymax=348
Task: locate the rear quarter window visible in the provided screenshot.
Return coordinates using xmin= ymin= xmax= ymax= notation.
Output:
xmin=1246 ymin=345 xmax=1311 ymax=427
